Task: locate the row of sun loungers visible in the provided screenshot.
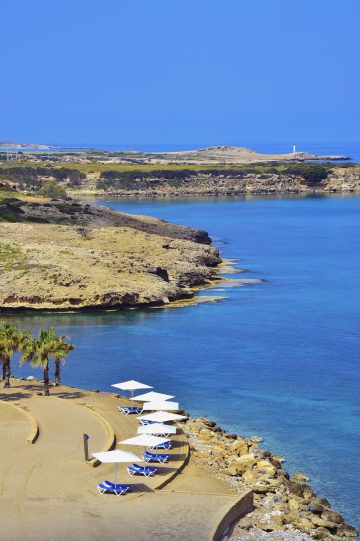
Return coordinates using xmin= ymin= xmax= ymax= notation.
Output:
xmin=97 ymin=385 xmax=178 ymax=495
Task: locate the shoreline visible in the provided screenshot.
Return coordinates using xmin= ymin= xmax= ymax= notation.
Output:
xmin=0 ymin=255 xmax=240 ymax=314
xmin=71 ymin=188 xmax=360 ymax=198
xmin=183 ymin=417 xmax=358 ymax=540
xmin=2 ymin=376 xmax=358 ymax=540
xmin=0 ymin=198 xmax=224 ymax=312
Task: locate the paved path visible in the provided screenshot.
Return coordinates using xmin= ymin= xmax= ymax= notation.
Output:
xmin=0 ymin=381 xmax=246 ymax=541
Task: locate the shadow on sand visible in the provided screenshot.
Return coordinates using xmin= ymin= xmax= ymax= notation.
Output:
xmin=0 ymin=391 xmax=33 ymax=401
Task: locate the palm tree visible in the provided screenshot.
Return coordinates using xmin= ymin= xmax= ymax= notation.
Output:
xmin=21 ymin=328 xmax=74 ymax=396
xmin=53 ymin=336 xmax=74 ymax=386
xmin=0 ymin=323 xmax=31 ymax=388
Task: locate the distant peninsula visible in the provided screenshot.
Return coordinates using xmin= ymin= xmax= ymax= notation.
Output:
xmin=0 ymin=141 xmax=57 ymax=149
xmin=0 ymin=143 xmax=350 ymax=161
xmin=0 ymin=145 xmax=358 ymax=197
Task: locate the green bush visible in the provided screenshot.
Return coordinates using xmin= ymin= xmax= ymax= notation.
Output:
xmin=282 ymin=164 xmax=328 ymax=183
xmin=38 ymin=180 xmax=67 ymax=198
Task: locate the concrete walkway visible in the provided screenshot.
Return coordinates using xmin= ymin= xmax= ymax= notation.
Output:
xmin=0 ymin=381 xmax=249 ymax=541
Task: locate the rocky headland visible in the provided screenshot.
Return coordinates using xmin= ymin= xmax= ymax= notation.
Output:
xmin=91 ymin=165 xmax=360 ymax=196
xmin=110 ymin=145 xmax=349 ymax=165
xmin=184 ymin=417 xmax=358 ymax=541
xmin=1 ymin=161 xmax=359 ymax=198
xmin=0 ymin=144 xmax=350 ymax=163
xmin=0 ymin=198 xmax=220 ymax=311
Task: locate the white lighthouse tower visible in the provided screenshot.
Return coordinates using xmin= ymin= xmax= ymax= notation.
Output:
xmin=293 ymin=144 xmax=296 ymax=154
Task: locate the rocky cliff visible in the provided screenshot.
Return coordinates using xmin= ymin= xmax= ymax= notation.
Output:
xmin=1 ymin=162 xmax=359 ymax=197
xmin=0 ymin=198 xmax=220 ymax=311
xmin=91 ymin=166 xmax=360 ymax=196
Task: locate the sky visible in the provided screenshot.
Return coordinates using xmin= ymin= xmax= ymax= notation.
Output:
xmin=1 ymin=0 xmax=360 ymax=146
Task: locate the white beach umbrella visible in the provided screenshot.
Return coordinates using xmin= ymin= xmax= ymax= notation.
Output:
xmin=142 ymin=401 xmax=179 ymax=411
xmin=111 ymin=380 xmax=152 ymax=398
xmin=131 ymin=391 xmax=175 ymax=402
xmin=120 ymin=434 xmax=171 ymax=464
xmin=138 ymin=411 xmax=187 ymax=423
xmin=137 ymin=423 xmax=177 ymax=436
xmin=92 ymin=449 xmax=141 ymax=483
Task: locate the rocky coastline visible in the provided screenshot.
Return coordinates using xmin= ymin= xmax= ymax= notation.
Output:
xmin=183 ymin=417 xmax=358 ymax=541
xmin=83 ymin=167 xmax=360 ymax=197
xmin=0 ymin=198 xmax=221 ymax=311
xmin=8 ymin=372 xmax=358 ymax=541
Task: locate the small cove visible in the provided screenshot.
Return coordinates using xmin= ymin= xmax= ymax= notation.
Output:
xmin=5 ymin=193 xmax=360 ymax=529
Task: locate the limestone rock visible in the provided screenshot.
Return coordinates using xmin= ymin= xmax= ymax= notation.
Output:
xmin=308 ymin=501 xmax=325 ymax=514
xmin=0 ymin=203 xmax=221 ymax=311
xmin=250 ymin=436 xmax=263 ymax=443
xmin=322 ymin=509 xmax=344 ymax=524
xmin=334 ymin=522 xmax=358 ymax=538
xmin=292 ymin=471 xmax=309 ymax=482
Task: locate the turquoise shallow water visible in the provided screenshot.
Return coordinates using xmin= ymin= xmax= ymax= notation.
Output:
xmin=5 ymin=194 xmax=360 ymax=528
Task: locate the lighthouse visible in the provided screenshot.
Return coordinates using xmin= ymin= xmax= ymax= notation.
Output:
xmin=293 ymin=145 xmax=296 ymax=154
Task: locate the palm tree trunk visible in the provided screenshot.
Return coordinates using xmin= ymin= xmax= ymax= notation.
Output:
xmin=4 ymin=357 xmax=11 ymax=388
xmin=2 ymin=361 xmax=6 ymax=382
xmin=43 ymin=360 xmax=50 ymax=396
xmin=55 ymin=360 xmax=60 ymax=386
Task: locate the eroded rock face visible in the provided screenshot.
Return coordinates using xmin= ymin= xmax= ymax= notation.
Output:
xmin=0 ymin=214 xmax=220 ymax=311
xmin=184 ymin=418 xmax=358 ymax=541
xmin=0 ymin=198 xmax=213 ymax=245
xmin=80 ymin=167 xmax=360 ymax=197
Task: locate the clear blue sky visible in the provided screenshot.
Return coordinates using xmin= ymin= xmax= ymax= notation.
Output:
xmin=2 ymin=0 xmax=359 ymax=146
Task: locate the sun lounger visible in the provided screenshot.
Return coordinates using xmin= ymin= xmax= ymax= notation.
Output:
xmin=153 ymin=441 xmax=172 ymax=450
xmin=97 ymin=482 xmax=131 ymax=495
xmin=139 ymin=419 xmax=157 ymax=425
xmin=104 ymin=480 xmax=131 ymax=491
xmin=127 ymin=463 xmax=158 ymax=477
xmin=143 ymin=451 xmax=169 ymax=463
xmin=117 ymin=406 xmax=143 ymax=415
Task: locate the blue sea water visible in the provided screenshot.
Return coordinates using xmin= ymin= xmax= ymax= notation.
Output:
xmin=5 ymin=194 xmax=360 ymax=529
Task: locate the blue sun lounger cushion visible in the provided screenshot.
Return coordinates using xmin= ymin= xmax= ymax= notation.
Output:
xmin=97 ymin=482 xmax=131 ymax=495
xmin=117 ymin=406 xmax=143 ymax=415
xmin=127 ymin=464 xmax=158 ymax=477
xmin=143 ymin=451 xmax=169 ymax=463
xmin=153 ymin=441 xmax=172 ymax=450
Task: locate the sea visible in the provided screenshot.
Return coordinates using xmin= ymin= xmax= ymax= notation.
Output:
xmin=2 ymin=143 xmax=360 ymax=529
